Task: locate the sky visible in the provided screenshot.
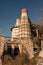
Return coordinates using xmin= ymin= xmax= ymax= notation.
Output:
xmin=0 ymin=0 xmax=43 ymax=37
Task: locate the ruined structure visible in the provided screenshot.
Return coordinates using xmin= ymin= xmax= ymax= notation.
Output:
xmin=0 ymin=8 xmax=43 ymax=65
xmin=11 ymin=9 xmax=34 ymax=58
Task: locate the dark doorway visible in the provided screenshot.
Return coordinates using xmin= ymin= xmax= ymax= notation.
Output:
xmin=2 ymin=46 xmax=19 ymax=58
xmin=14 ymin=47 xmax=19 ymax=56
xmin=3 ymin=46 xmax=12 ymax=55
xmin=11 ymin=46 xmax=19 ymax=58
xmin=7 ymin=46 xmax=12 ymax=55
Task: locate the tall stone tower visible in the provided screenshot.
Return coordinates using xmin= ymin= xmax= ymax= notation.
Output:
xmin=11 ymin=8 xmax=34 ymax=59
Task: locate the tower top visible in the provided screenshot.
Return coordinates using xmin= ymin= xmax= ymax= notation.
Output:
xmin=21 ymin=8 xmax=28 ymax=18
xmin=21 ymin=8 xmax=28 ymax=13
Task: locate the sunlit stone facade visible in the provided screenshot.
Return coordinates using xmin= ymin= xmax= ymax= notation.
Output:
xmin=11 ymin=8 xmax=34 ymax=59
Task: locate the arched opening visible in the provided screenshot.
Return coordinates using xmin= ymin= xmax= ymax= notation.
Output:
xmin=14 ymin=47 xmax=19 ymax=56
xmin=2 ymin=45 xmax=19 ymax=58
xmin=7 ymin=46 xmax=12 ymax=55
xmin=11 ymin=46 xmax=19 ymax=58
xmin=3 ymin=46 xmax=12 ymax=56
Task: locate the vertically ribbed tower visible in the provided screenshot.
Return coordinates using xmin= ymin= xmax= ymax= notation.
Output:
xmin=11 ymin=8 xmax=34 ymax=59
xmin=19 ymin=9 xmax=31 ymax=38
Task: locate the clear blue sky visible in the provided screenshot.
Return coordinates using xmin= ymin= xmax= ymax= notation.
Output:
xmin=0 ymin=0 xmax=43 ymax=37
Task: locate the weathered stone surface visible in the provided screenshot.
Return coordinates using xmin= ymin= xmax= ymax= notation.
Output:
xmin=37 ymin=58 xmax=43 ymax=65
